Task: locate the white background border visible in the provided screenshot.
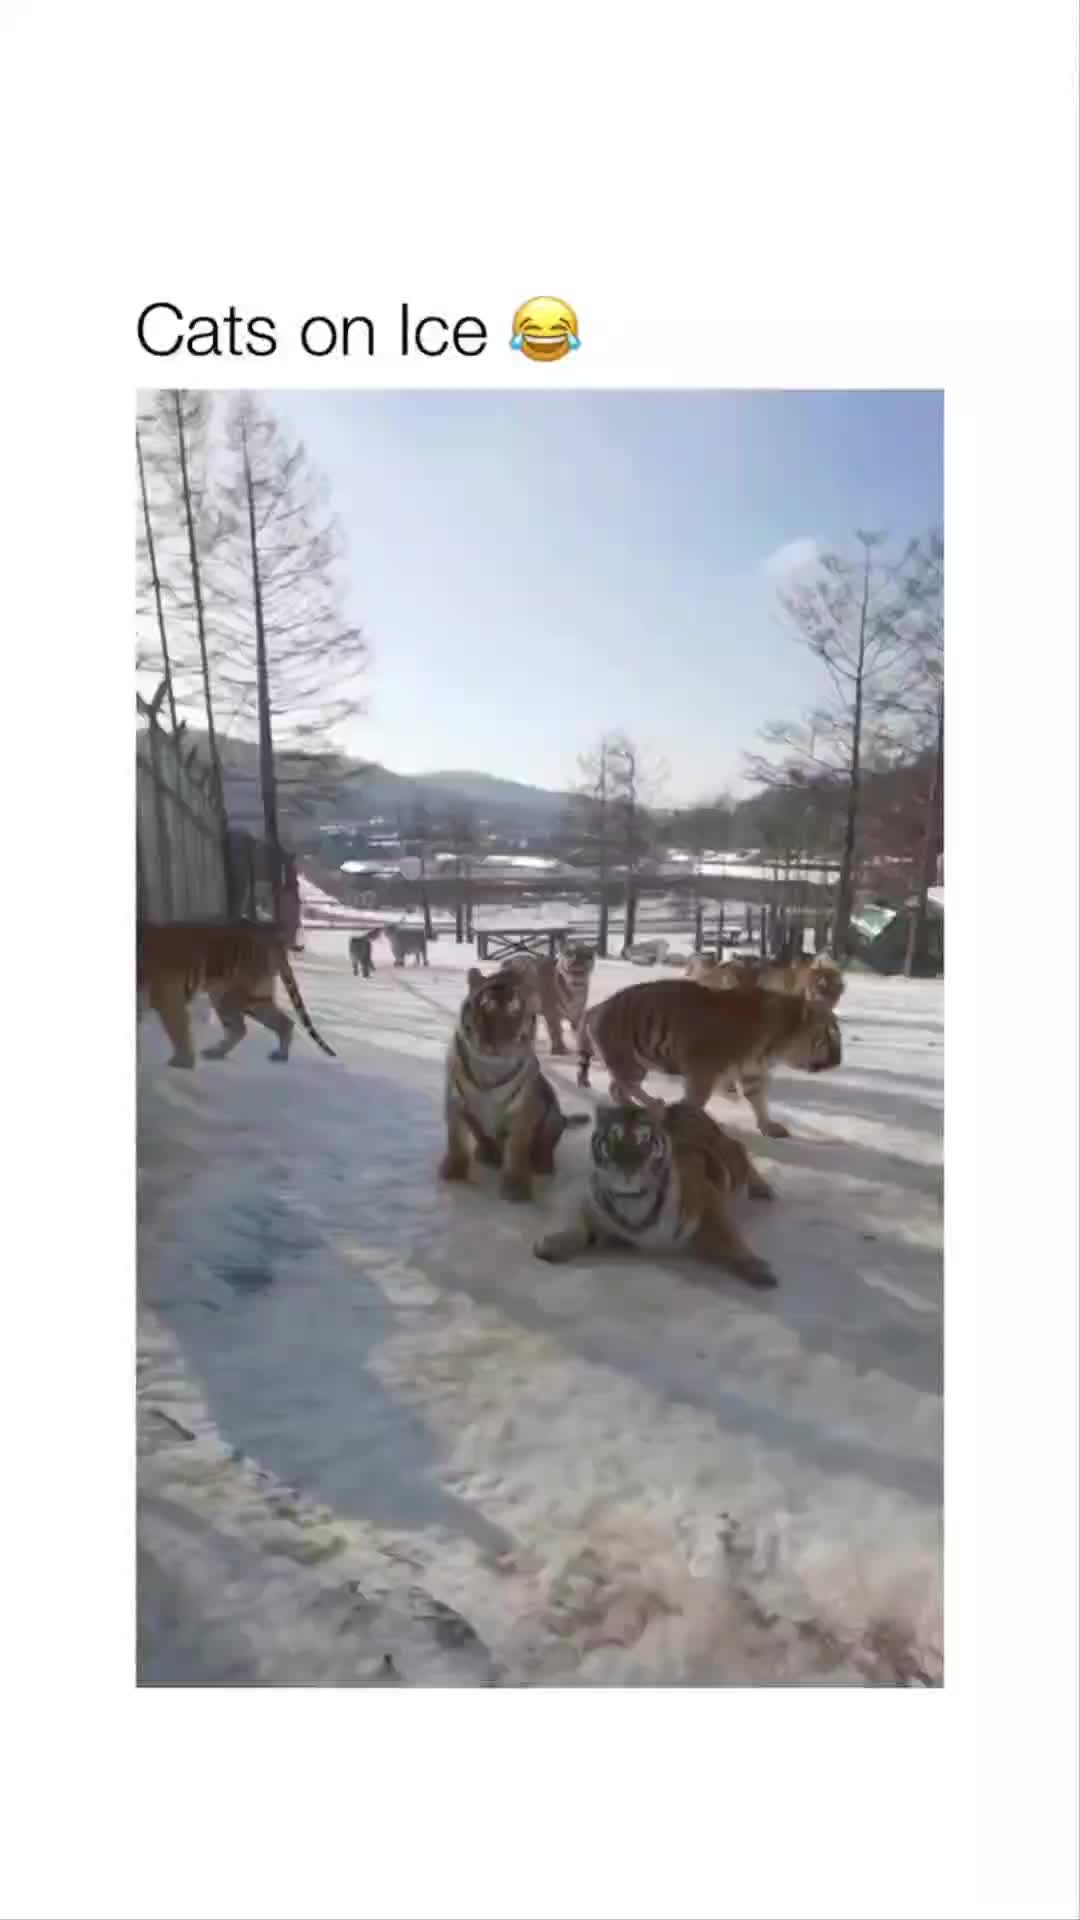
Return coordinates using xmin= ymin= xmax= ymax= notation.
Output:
xmin=2 ymin=3 xmax=1077 ymax=1917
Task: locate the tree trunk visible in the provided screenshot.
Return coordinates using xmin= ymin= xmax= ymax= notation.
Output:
xmin=175 ymin=394 xmax=224 ymax=812
xmin=833 ymin=544 xmax=872 ymax=959
xmin=623 ymin=886 xmax=638 ymax=953
xmin=241 ymin=417 xmax=281 ymax=921
xmin=597 ymin=879 xmax=609 ymax=958
xmin=136 ymin=427 xmax=178 ymax=735
xmin=903 ymin=690 xmax=944 ymax=976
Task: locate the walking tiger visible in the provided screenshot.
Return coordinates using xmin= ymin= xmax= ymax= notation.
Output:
xmin=576 ymin=977 xmax=841 ymax=1130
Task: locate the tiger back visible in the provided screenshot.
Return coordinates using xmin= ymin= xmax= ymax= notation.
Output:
xmin=691 ymin=950 xmax=845 ymax=1009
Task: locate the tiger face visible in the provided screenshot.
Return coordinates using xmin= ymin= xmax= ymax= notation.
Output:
xmin=806 ymin=954 xmax=845 ymax=1008
xmin=590 ymin=1103 xmax=670 ymax=1198
xmin=560 ymin=939 xmax=596 ymax=971
xmin=780 ymin=1003 xmax=843 ymax=1074
xmin=462 ymin=966 xmax=536 ymax=1054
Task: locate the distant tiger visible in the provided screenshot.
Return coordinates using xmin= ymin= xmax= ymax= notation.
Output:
xmin=441 ymin=965 xmax=589 ymax=1203
xmin=137 ymin=923 xmax=335 ymax=1068
xmin=389 ymin=925 xmax=430 ymax=967
xmin=577 ymin=977 xmax=841 ymax=1131
xmin=685 ymin=950 xmax=845 ymax=1134
xmin=349 ymin=929 xmax=381 ymax=977
xmin=535 ymin=1099 xmax=777 ymax=1287
xmin=501 ymin=936 xmax=596 ymax=1055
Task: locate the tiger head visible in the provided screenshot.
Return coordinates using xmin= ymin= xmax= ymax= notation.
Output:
xmin=780 ymin=1001 xmax=843 ymax=1074
xmin=590 ymin=1103 xmax=670 ymax=1199
xmin=559 ymin=938 xmax=596 ymax=972
xmin=461 ymin=966 xmax=536 ymax=1055
xmin=805 ymin=953 xmax=845 ymax=1008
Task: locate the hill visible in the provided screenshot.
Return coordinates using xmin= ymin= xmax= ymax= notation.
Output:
xmin=195 ymin=736 xmax=567 ymax=837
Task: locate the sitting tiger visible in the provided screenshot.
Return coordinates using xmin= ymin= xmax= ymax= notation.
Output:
xmin=534 ymin=1100 xmax=777 ymax=1287
xmin=137 ymin=923 xmax=335 ymax=1069
xmin=500 ymin=937 xmax=596 ymax=1055
xmin=441 ymin=965 xmax=589 ymax=1202
xmin=685 ymin=951 xmax=845 ymax=1134
xmin=577 ymin=977 xmax=841 ymax=1134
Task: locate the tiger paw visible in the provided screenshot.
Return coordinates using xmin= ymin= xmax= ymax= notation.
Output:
xmin=267 ymin=1047 xmax=289 ymax=1062
xmin=169 ymin=1053 xmax=196 ymax=1069
xmin=759 ymin=1120 xmax=790 ymax=1139
xmin=533 ymin=1237 xmax=563 ymax=1263
xmin=439 ymin=1153 xmax=470 ymax=1183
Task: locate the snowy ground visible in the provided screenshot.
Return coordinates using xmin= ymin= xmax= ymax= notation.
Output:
xmin=137 ymin=926 xmax=943 ymax=1686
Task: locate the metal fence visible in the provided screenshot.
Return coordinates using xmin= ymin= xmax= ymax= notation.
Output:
xmin=136 ymin=694 xmax=233 ymax=923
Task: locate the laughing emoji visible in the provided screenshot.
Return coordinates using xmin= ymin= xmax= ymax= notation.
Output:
xmin=511 ymin=296 xmax=580 ymax=363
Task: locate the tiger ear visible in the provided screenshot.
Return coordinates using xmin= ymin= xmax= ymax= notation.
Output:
xmin=467 ymin=967 xmax=484 ymax=990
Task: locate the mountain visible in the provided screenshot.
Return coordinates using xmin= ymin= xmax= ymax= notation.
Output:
xmin=415 ymin=769 xmax=567 ymax=819
xmin=191 ymin=735 xmax=567 ymax=837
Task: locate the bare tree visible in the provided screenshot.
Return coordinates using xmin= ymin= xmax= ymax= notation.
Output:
xmin=446 ymin=800 xmax=478 ymax=942
xmin=565 ymin=738 xmax=617 ymax=955
xmin=406 ymin=791 xmax=435 ymax=937
xmin=606 ymin=733 xmax=666 ymax=951
xmin=746 ymin=531 xmax=917 ymax=958
xmin=209 ymin=395 xmax=371 ymax=871
xmin=895 ymin=529 xmax=944 ymax=974
xmin=135 ymin=391 xmax=225 ymax=799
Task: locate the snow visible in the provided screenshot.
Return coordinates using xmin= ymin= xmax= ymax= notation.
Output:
xmin=138 ymin=924 xmax=943 ymax=1685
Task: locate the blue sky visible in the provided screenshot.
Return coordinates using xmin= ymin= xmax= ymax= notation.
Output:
xmin=274 ymin=389 xmax=943 ymax=803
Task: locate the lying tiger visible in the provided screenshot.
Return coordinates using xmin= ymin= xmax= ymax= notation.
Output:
xmin=138 ymin=923 xmax=335 ymax=1068
xmin=500 ymin=936 xmax=596 ymax=1055
xmin=441 ymin=965 xmax=588 ymax=1203
xmin=683 ymin=950 xmax=845 ymax=1134
xmin=534 ymin=1099 xmax=777 ymax=1287
xmin=577 ymin=977 xmax=841 ymax=1133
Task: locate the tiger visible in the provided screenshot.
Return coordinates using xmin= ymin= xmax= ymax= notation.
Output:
xmin=389 ymin=925 xmax=430 ymax=967
xmin=687 ymin=951 xmax=845 ymax=1134
xmin=576 ymin=977 xmax=841 ymax=1134
xmin=692 ymin=950 xmax=845 ymax=1008
xmin=349 ymin=930 xmax=381 ymax=977
xmin=534 ymin=1099 xmax=778 ymax=1287
xmin=500 ymin=937 xmax=597 ymax=1055
xmin=137 ymin=923 xmax=336 ymax=1068
xmin=440 ymin=965 xmax=589 ymax=1203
